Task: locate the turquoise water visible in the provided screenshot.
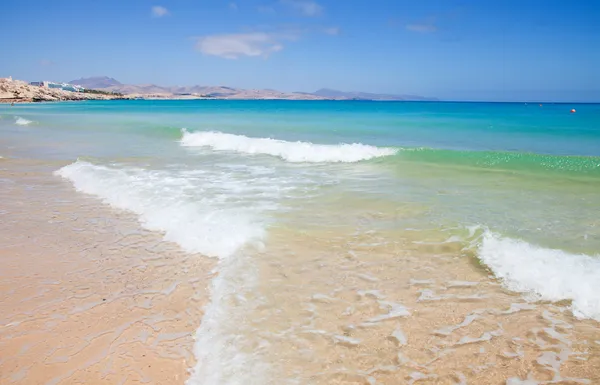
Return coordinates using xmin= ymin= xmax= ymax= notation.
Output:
xmin=2 ymin=100 xmax=600 ymax=383
xmin=3 ymin=100 xmax=599 ymax=250
xmin=6 ymin=100 xmax=600 ymax=154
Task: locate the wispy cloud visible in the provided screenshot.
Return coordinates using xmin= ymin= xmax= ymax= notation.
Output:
xmin=39 ymin=59 xmax=54 ymax=67
xmin=151 ymin=5 xmax=169 ymax=18
xmin=324 ymin=27 xmax=340 ymax=36
xmin=406 ymin=17 xmax=437 ymax=33
xmin=195 ymin=32 xmax=295 ymax=59
xmin=406 ymin=23 xmax=437 ymax=33
xmin=229 ymin=2 xmax=238 ymax=11
xmin=281 ymin=0 xmax=322 ymax=17
xmin=257 ymin=5 xmax=276 ymax=14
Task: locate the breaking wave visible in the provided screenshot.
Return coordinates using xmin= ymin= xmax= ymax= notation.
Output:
xmin=55 ymin=160 xmax=269 ymax=258
xmin=15 ymin=117 xmax=33 ymax=125
xmin=180 ymin=130 xmax=397 ymax=163
xmin=477 ymin=230 xmax=600 ymax=321
xmin=55 ymin=159 xmax=314 ymax=384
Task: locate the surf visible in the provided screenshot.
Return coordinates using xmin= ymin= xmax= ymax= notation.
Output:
xmin=180 ymin=130 xmax=397 ymax=163
xmin=55 ymin=159 xmax=312 ymax=384
xmin=55 ymin=160 xmax=272 ymax=258
xmin=476 ymin=230 xmax=600 ymax=321
xmin=14 ymin=116 xmax=32 ymax=125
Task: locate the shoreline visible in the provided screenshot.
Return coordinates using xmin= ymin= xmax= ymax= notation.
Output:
xmin=0 ymin=158 xmax=214 ymax=385
xmin=0 ymin=97 xmax=131 ymax=104
xmin=1 ymin=102 xmax=599 ymax=384
xmin=3 ymin=97 xmax=597 ymax=104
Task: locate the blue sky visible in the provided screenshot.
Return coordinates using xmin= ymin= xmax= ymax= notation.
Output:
xmin=2 ymin=0 xmax=599 ymax=101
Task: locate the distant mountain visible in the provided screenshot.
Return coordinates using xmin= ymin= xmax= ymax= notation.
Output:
xmin=65 ymin=77 xmax=437 ymax=101
xmin=104 ymin=83 xmax=171 ymax=95
xmin=69 ymin=77 xmax=238 ymax=96
xmin=99 ymin=84 xmax=246 ymax=96
xmin=69 ymin=76 xmax=122 ymax=89
xmin=313 ymin=88 xmax=437 ymax=101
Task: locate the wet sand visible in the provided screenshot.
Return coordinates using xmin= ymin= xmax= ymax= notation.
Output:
xmin=259 ymin=228 xmax=600 ymax=384
xmin=1 ymin=157 xmax=599 ymax=384
xmin=228 ymin=199 xmax=600 ymax=385
xmin=0 ymin=159 xmax=215 ymax=384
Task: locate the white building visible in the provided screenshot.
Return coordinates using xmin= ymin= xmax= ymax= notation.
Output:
xmin=30 ymin=81 xmax=85 ymax=92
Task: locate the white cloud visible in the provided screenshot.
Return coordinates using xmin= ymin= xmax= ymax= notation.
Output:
xmin=406 ymin=23 xmax=437 ymax=33
xmin=229 ymin=2 xmax=238 ymax=11
xmin=151 ymin=6 xmax=169 ymax=17
xmin=406 ymin=17 xmax=437 ymax=33
xmin=324 ymin=27 xmax=340 ymax=35
xmin=195 ymin=33 xmax=288 ymax=59
xmin=39 ymin=59 xmax=54 ymax=67
xmin=281 ymin=0 xmax=322 ymax=17
xmin=257 ymin=5 xmax=275 ymax=14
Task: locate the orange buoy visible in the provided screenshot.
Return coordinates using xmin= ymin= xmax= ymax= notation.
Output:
xmin=570 ymin=109 xmax=576 ymax=113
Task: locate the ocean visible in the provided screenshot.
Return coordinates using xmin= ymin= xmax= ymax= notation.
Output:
xmin=1 ymin=100 xmax=599 ymax=384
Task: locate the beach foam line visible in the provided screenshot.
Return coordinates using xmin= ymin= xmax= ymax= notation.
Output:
xmin=180 ymin=130 xmax=397 ymax=163
xmin=55 ymin=160 xmax=265 ymax=258
xmin=477 ymin=230 xmax=600 ymax=321
xmin=15 ymin=117 xmax=32 ymax=126
xmin=187 ymin=252 xmax=271 ymax=385
xmin=56 ymin=160 xmax=283 ymax=384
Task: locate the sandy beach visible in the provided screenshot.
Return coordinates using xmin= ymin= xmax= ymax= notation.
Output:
xmin=0 ymin=158 xmax=214 ymax=384
xmin=2 ymin=157 xmax=599 ymax=385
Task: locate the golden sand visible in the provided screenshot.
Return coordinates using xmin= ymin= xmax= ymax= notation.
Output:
xmin=0 ymin=159 xmax=214 ymax=384
xmin=1 ymin=158 xmax=599 ymax=384
xmin=241 ymin=225 xmax=600 ymax=384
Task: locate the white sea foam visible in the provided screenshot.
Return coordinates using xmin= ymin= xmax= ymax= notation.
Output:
xmin=15 ymin=116 xmax=32 ymax=125
xmin=478 ymin=231 xmax=600 ymax=321
xmin=187 ymin=252 xmax=272 ymax=385
xmin=56 ymin=159 xmax=313 ymax=384
xmin=180 ymin=130 xmax=397 ymax=163
xmin=56 ymin=160 xmax=271 ymax=258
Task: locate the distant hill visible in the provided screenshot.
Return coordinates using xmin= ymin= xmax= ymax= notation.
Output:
xmin=69 ymin=76 xmax=122 ymax=89
xmin=70 ymin=77 xmax=244 ymax=96
xmin=67 ymin=77 xmax=437 ymax=101
xmin=104 ymin=83 xmax=171 ymax=95
xmin=313 ymin=88 xmax=437 ymax=101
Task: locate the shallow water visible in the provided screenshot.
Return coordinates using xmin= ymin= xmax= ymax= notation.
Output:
xmin=1 ymin=100 xmax=599 ymax=384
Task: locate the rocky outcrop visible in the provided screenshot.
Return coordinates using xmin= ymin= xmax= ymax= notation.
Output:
xmin=0 ymin=78 xmax=126 ymax=103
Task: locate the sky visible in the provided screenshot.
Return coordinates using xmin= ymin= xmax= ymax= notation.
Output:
xmin=1 ymin=0 xmax=599 ymax=101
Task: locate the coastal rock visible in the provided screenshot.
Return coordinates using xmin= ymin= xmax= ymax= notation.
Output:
xmin=0 ymin=77 xmax=124 ymax=103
